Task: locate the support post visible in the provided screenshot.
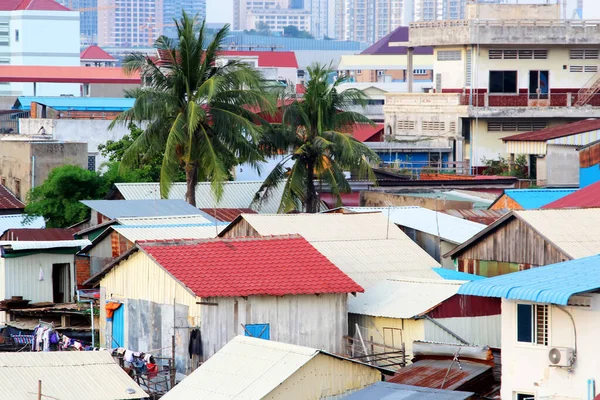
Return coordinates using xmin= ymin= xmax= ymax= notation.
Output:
xmin=407 ymin=47 xmax=414 ymax=93
xmin=33 ymin=82 xmax=37 ymax=97
xmin=37 ymin=380 xmax=42 ymax=400
xmin=171 ymin=297 xmax=176 ymax=389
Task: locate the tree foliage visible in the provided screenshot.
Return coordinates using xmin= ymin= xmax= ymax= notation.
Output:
xmin=254 ymin=63 xmax=380 ymax=213
xmin=283 ymin=25 xmax=314 ymax=39
xmin=112 ymin=13 xmax=273 ymax=205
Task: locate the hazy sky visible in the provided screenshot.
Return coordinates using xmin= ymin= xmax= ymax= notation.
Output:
xmin=205 ymin=0 xmax=600 ymax=25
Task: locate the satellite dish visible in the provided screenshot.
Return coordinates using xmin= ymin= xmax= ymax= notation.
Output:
xmin=549 ymin=348 xmax=562 ymax=364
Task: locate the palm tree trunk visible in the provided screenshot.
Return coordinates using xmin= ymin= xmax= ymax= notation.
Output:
xmin=305 ymin=158 xmax=318 ymax=213
xmin=185 ymin=161 xmax=198 ymax=206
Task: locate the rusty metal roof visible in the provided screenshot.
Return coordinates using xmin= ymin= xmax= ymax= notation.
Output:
xmin=0 ymin=185 xmax=24 ymax=211
xmin=442 ymin=209 xmax=509 ymax=225
xmin=387 ymin=359 xmax=491 ymax=391
xmin=1 ymin=228 xmax=75 ymax=241
xmin=198 ymin=208 xmax=257 ymax=222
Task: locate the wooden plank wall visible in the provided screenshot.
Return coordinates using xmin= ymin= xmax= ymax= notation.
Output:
xmin=219 ymin=219 xmax=261 ymax=238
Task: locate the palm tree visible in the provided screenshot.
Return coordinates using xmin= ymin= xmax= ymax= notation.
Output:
xmin=255 ymin=63 xmax=380 ymax=213
xmin=111 ymin=12 xmax=273 ymax=205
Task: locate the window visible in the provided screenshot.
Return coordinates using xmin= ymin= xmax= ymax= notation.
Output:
xmin=422 ymin=121 xmax=445 ymax=131
xmin=413 ymin=69 xmax=427 ymax=75
xmin=572 ymin=65 xmax=600 ymax=73
xmin=87 ymin=155 xmax=96 ymax=171
xmin=397 ymin=120 xmax=415 ymax=131
xmin=0 ymin=178 xmax=5 ymax=187
xmin=517 ymin=304 xmax=548 ymax=345
xmin=516 ymin=393 xmax=535 ymax=400
xmin=14 ymin=29 xmax=18 ymax=42
xmin=487 ymin=120 xmax=547 ymax=132
xmin=529 ymin=70 xmax=549 ymax=99
xmin=570 ymin=49 xmax=599 ymax=60
xmin=0 ymin=22 xmax=9 ymax=46
xmin=437 ymin=50 xmax=461 ymax=61
xmin=243 ymin=323 xmax=270 ymax=340
xmin=489 ymin=71 xmax=517 ymax=93
xmin=489 ymin=49 xmax=547 ymax=60
xmin=14 ymin=179 xmax=20 ymax=200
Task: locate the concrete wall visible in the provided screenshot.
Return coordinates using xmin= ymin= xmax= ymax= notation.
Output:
xmin=32 ymin=141 xmax=87 ymax=195
xmin=89 ymin=83 xmax=140 ymax=98
xmin=0 ymin=140 xmax=32 ymax=200
xmin=501 ymin=296 xmax=600 ymax=400
xmin=546 ymin=144 xmax=579 ymax=187
xmin=360 ymin=191 xmax=473 ymax=210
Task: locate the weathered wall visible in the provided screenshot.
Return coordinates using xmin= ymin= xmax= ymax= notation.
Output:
xmin=501 ymin=296 xmax=600 ymax=399
xmin=489 ymin=194 xmax=523 ymax=211
xmin=201 ymin=294 xmax=348 ymax=360
xmin=546 ymin=144 xmax=579 ymax=187
xmin=89 ymin=83 xmax=140 ymax=98
xmin=401 ymin=227 xmax=442 ymax=262
xmin=0 ymin=140 xmax=32 ymax=201
xmin=264 ymin=353 xmax=381 ymax=399
xmin=360 ymin=191 xmax=473 ymax=210
xmin=32 ymin=141 xmax=87 ymax=193
xmin=423 ymin=315 xmax=501 ymax=348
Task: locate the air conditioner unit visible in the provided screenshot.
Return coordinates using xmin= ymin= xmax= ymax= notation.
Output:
xmin=548 ymin=347 xmax=574 ymax=367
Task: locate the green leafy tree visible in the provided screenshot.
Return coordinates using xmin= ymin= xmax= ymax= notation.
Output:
xmin=255 ymin=63 xmax=380 ymax=213
xmin=25 ymin=165 xmax=106 ymax=228
xmin=112 ymin=12 xmax=273 ymax=205
xmin=255 ymin=21 xmax=271 ymax=34
xmin=283 ymin=25 xmax=314 ymax=39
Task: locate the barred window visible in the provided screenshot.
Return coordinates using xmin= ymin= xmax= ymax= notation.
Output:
xmin=489 ymin=49 xmax=547 ymax=60
xmin=570 ymin=49 xmax=599 ymax=60
xmin=396 ymin=120 xmax=415 ymax=131
xmin=437 ymin=50 xmax=462 ymax=61
xmin=421 ymin=121 xmax=445 ymax=131
xmin=487 ymin=121 xmax=547 ymax=132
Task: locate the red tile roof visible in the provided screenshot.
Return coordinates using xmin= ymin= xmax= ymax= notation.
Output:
xmin=349 ymin=123 xmax=384 ymax=142
xmin=199 ymin=208 xmax=257 ymax=222
xmin=1 ymin=0 xmax=70 ymax=11
xmin=139 ymin=235 xmax=363 ymax=297
xmin=295 ymin=83 xmax=306 ymax=95
xmin=80 ymin=45 xmax=115 ymax=61
xmin=219 ymin=51 xmax=298 ymax=68
xmin=0 ymin=228 xmax=75 ymax=241
xmin=0 ymin=66 xmax=139 ymax=84
xmin=0 ymin=185 xmax=24 ymax=210
xmin=502 ymin=119 xmax=600 ymax=142
xmin=542 ymin=181 xmax=600 ymax=209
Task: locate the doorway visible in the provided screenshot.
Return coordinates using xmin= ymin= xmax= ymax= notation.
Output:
xmin=529 ymin=70 xmax=549 ymax=99
xmin=52 ymin=263 xmax=71 ymax=303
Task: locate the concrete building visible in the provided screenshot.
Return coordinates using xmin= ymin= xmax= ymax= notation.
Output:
xmin=56 ymin=0 xmax=98 ymax=45
xmin=162 ymin=0 xmax=206 ymax=39
xmin=80 ymin=45 xmax=116 ymax=67
xmin=384 ymin=2 xmax=600 ymax=174
xmin=247 ymin=8 xmax=311 ymax=34
xmin=233 ymin=0 xmax=288 ymax=31
xmin=218 ymin=50 xmax=299 ymax=89
xmin=308 ymin=0 xmax=335 ymax=39
xmin=0 ymin=136 xmax=87 ymax=201
xmin=459 ymin=255 xmax=600 ymax=400
xmin=0 ymin=0 xmax=81 ymax=96
xmin=97 ymin=0 xmax=163 ymax=48
xmin=414 ymin=0 xmax=470 ymax=21
xmin=338 ymin=0 xmax=412 ymax=43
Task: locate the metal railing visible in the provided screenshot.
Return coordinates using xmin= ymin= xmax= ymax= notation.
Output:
xmin=458 ymin=92 xmax=600 ymax=108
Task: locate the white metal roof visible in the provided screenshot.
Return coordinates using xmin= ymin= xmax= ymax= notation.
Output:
xmin=233 ymin=213 xmax=441 ymax=288
xmin=0 ymin=214 xmax=44 ymax=235
xmin=348 ymin=278 xmax=464 ymax=319
xmin=113 ymin=224 xmax=225 ymax=242
xmin=515 ymin=209 xmax=600 ymax=259
xmin=116 ymin=214 xmax=214 ymax=226
xmin=0 ymin=351 xmax=147 ymax=400
xmin=164 ymin=336 xmax=357 ymax=400
xmin=114 ymin=181 xmax=285 ymax=213
xmin=346 ymin=207 xmax=486 ymax=244
xmin=0 ymin=239 xmax=91 ymax=251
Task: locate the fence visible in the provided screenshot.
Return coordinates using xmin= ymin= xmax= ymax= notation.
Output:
xmin=0 ymin=111 xmax=28 ymax=134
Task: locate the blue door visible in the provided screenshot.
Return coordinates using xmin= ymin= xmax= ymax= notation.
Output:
xmin=112 ymin=305 xmax=125 ymax=348
xmin=244 ymin=324 xmax=270 ymax=340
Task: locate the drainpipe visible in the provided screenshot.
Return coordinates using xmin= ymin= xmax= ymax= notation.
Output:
xmin=31 ymin=156 xmax=35 ymax=189
xmin=588 ymin=379 xmax=595 ymax=400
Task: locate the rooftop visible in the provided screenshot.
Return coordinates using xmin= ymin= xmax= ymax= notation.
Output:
xmin=0 ymin=214 xmax=45 ymax=236
xmin=433 ymin=268 xmax=486 ymax=281
xmin=0 ymin=66 xmax=140 ymax=84
xmin=362 ymin=26 xmax=433 ymax=56
xmin=494 ymin=189 xmax=576 ymax=210
xmin=218 ymin=50 xmax=298 ymax=68
xmin=198 ymin=208 xmax=257 ymax=222
xmin=458 ymin=254 xmax=600 ymax=305
xmin=0 ymin=239 xmax=90 ymax=251
xmin=442 ymin=208 xmax=508 ymax=225
xmin=502 ymin=119 xmax=600 ymax=142
xmin=137 ymin=235 xmax=363 ymax=297
xmin=0 ymin=0 xmax=71 ymax=11
xmin=0 ymin=351 xmax=146 ymax=400
xmin=112 ymin=223 xmax=226 ymax=242
xmin=348 ymin=278 xmax=464 ymax=319
xmin=0 ymin=185 xmax=25 ymax=210
xmin=542 ymin=181 xmax=600 ymax=209
xmin=80 ymin=199 xmax=203 ymax=219
xmin=343 ymin=382 xmax=474 ymax=400
xmin=349 ymin=124 xmax=384 ymax=143
xmin=116 ymin=214 xmax=214 ymax=226
xmin=14 ymin=97 xmax=135 ymax=112
xmin=1 ymin=228 xmax=74 ymax=241
xmin=80 ymin=45 xmax=115 ymax=61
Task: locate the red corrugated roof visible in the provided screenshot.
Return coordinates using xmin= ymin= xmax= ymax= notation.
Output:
xmin=295 ymin=83 xmax=306 ymax=94
xmin=0 ymin=66 xmax=139 ymax=84
xmin=0 ymin=185 xmax=24 ymax=210
xmin=0 ymin=0 xmax=70 ymax=11
xmin=80 ymin=45 xmax=115 ymax=61
xmin=542 ymin=181 xmax=600 ymax=209
xmin=349 ymin=123 xmax=384 ymax=142
xmin=502 ymin=119 xmax=600 ymax=142
xmin=199 ymin=208 xmax=257 ymax=222
xmin=219 ymin=51 xmax=298 ymax=68
xmin=139 ymin=235 xmax=363 ymax=297
xmin=320 ymin=192 xmax=360 ymax=208
xmin=0 ymin=228 xmax=75 ymax=241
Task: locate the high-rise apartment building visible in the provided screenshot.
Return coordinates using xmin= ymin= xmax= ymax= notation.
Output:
xmin=338 ymin=0 xmax=411 ymax=43
xmin=56 ymin=0 xmax=98 ymax=46
xmin=163 ymin=0 xmax=206 ymax=38
xmin=98 ymin=0 xmax=163 ymax=48
xmin=308 ymin=0 xmax=335 ymax=39
xmin=233 ymin=0 xmax=288 ymax=31
xmin=413 ymin=0 xmax=469 ymax=21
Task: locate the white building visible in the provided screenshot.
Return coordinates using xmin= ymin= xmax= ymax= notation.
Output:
xmin=459 ymin=255 xmax=600 ymax=400
xmin=247 ymin=8 xmax=311 ymax=34
xmin=0 ymin=0 xmax=80 ymax=96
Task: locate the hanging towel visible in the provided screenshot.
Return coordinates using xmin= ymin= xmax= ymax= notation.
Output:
xmin=188 ymin=329 xmax=203 ymax=358
xmin=38 ymin=268 xmax=44 ymax=281
xmin=124 ymin=349 xmax=134 ymax=362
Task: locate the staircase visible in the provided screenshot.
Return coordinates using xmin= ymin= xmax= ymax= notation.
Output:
xmin=575 ymin=70 xmax=600 ymax=107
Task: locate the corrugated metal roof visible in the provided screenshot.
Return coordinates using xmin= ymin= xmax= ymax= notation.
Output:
xmin=433 ymin=268 xmax=485 ymax=281
xmin=458 ymin=254 xmax=600 ymax=305
xmin=503 ymin=189 xmax=576 ymax=210
xmin=0 ymin=214 xmax=45 ymax=235
xmin=114 ymin=181 xmax=285 ymax=213
xmin=198 ymin=208 xmax=257 ymax=222
xmin=161 ymin=336 xmax=320 ymax=400
xmin=81 ymin=200 xmax=203 ymax=219
xmin=116 ymin=214 xmax=214 ymax=226
xmin=0 ymin=239 xmax=90 ymax=251
xmin=232 ymin=213 xmax=441 ymax=288
xmin=542 ymin=181 xmax=600 ymax=209
xmin=442 ymin=209 xmax=509 ymax=225
xmin=113 ymin=223 xmax=226 ymax=242
xmin=346 ymin=207 xmax=486 ymax=244
xmin=0 ymin=351 xmax=146 ymax=400
xmin=1 ymin=228 xmax=74 ymax=241
xmin=399 ymin=191 xmax=492 ymax=209
xmin=0 ymin=185 xmax=25 ymax=210
xmin=502 ymin=119 xmax=600 ymax=142
xmin=387 ymin=359 xmax=491 ymax=391
xmin=14 ymin=97 xmax=135 ymax=111
xmin=343 ymin=382 xmax=474 ymax=400
xmin=348 ymin=278 xmax=463 ymax=319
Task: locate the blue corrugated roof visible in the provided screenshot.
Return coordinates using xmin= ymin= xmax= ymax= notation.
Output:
xmin=458 ymin=255 xmax=600 ymax=305
xmin=504 ymin=189 xmax=576 ymax=210
xmin=80 ymin=200 xmax=203 ymax=219
xmin=342 ymin=382 xmax=474 ymax=400
xmin=13 ymin=97 xmax=135 ymax=112
xmin=433 ymin=268 xmax=486 ymax=281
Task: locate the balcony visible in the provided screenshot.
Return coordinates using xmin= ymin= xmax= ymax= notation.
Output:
xmin=408 ymin=19 xmax=600 ymax=46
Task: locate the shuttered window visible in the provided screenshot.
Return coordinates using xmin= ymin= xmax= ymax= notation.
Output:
xmin=0 ymin=22 xmax=9 ymax=46
xmin=488 ymin=121 xmax=547 ymax=132
xmin=570 ymin=49 xmax=599 ymax=60
xmin=517 ymin=304 xmax=549 ymax=345
xmin=571 ymin=65 xmax=599 ymax=73
xmin=421 ymin=121 xmax=445 ymax=131
xmin=489 ymin=49 xmax=547 ymax=60
xmin=397 ymin=120 xmax=415 ymax=131
xmin=437 ymin=50 xmax=462 ymax=61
